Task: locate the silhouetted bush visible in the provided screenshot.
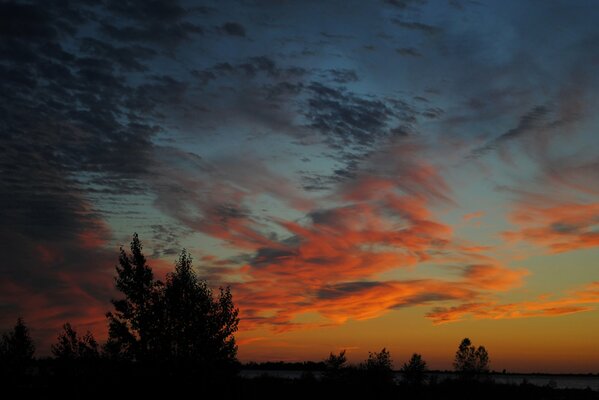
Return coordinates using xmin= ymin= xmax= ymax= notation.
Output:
xmin=361 ymin=347 xmax=394 ymax=387
xmin=52 ymin=323 xmax=99 ymax=361
xmin=322 ymin=350 xmax=350 ymax=382
xmin=401 ymin=353 xmax=427 ymax=386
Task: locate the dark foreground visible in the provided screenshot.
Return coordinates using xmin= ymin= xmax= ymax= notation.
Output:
xmin=3 ymin=363 xmax=598 ymax=400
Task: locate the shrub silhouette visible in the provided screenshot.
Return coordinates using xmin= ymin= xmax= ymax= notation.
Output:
xmin=362 ymin=347 xmax=394 ymax=385
xmin=400 ymin=353 xmax=427 ymax=386
xmin=52 ymin=323 xmax=99 ymax=361
xmin=322 ymin=350 xmax=349 ymax=382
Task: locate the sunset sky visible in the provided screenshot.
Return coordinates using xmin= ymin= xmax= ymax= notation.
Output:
xmin=1 ymin=0 xmax=599 ymax=373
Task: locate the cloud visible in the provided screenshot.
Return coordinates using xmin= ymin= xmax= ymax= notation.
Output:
xmin=469 ymin=105 xmax=551 ymax=159
xmin=100 ymin=0 xmax=203 ymax=49
xmin=427 ymin=281 xmax=599 ymax=324
xmin=462 ymin=264 xmax=527 ymax=290
xmin=384 ymin=0 xmax=426 ymax=10
xmin=503 ymin=201 xmax=599 ymax=253
xmin=327 ymin=68 xmax=359 ymax=83
xmin=0 ymin=0 xmax=206 ymax=349
xmin=215 ymin=154 xmax=525 ymax=331
xmin=149 ymin=148 xmax=314 ymax=251
xmin=219 ymin=22 xmax=246 ymax=37
xmin=392 ymin=19 xmax=442 ymax=35
xmin=303 ymin=82 xmax=416 ymax=149
xmin=396 ymin=47 xmax=422 ymax=57
xmin=463 ymin=211 xmax=485 ymax=222
xmin=2 ymin=0 xmax=598 ymax=353
xmin=79 ymin=38 xmax=157 ymax=72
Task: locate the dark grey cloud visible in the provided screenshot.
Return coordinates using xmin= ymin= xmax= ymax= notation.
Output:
xmin=320 ymin=31 xmax=355 ymax=40
xmin=100 ymin=0 xmax=203 ymax=49
xmin=79 ymin=38 xmax=157 ymax=72
xmin=200 ymin=56 xmax=307 ymax=81
xmin=150 ymin=224 xmax=192 ymax=257
xmin=304 ymin=82 xmax=416 ymax=149
xmin=422 ymin=107 xmax=444 ymax=119
xmin=213 ymin=203 xmax=250 ymax=223
xmin=396 ymin=47 xmax=422 ymax=57
xmin=392 ymin=19 xmax=442 ymax=35
xmin=383 ymin=0 xmax=427 ymax=10
xmin=469 ymin=105 xmax=551 ymax=158
xmin=327 ymin=69 xmax=359 ymax=83
xmin=250 ymin=248 xmax=298 ymax=268
xmin=0 ymin=0 xmax=200 ymax=338
xmin=300 ymin=173 xmax=336 ymax=191
xmin=497 ymin=105 xmax=550 ymax=142
xmin=220 ymin=21 xmax=247 ymax=37
xmin=100 ymin=22 xmax=203 ymax=48
xmin=103 ymin=0 xmax=187 ymax=21
xmin=317 ymin=281 xmax=383 ymax=300
xmin=397 ymin=293 xmax=456 ymax=306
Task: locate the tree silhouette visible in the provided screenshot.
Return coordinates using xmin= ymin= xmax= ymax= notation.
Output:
xmin=400 ymin=353 xmax=427 ymax=386
xmin=323 ymin=350 xmax=349 ymax=381
xmin=474 ymin=345 xmax=489 ymax=373
xmin=164 ymin=249 xmax=239 ymax=367
xmin=364 ymin=348 xmax=392 ymax=371
xmin=362 ymin=348 xmax=394 ymax=385
xmin=105 ymin=234 xmax=240 ymax=369
xmin=52 ymin=323 xmax=99 ymax=361
xmin=0 ymin=318 xmax=35 ymax=376
xmin=105 ymin=233 xmax=163 ymax=361
xmin=454 ymin=337 xmax=490 ymax=379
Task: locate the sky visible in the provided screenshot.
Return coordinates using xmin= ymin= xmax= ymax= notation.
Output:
xmin=1 ymin=0 xmax=599 ymax=373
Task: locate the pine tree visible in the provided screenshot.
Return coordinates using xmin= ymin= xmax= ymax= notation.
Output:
xmin=0 ymin=318 xmax=35 ymax=371
xmin=105 ymin=235 xmax=240 ymax=369
xmin=165 ymin=249 xmax=239 ymax=366
xmin=105 ymin=233 xmax=162 ymax=361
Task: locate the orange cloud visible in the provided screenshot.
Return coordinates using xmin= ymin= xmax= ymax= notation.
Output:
xmin=224 ymin=190 xmax=525 ymax=332
xmin=426 ymin=281 xmax=599 ymax=324
xmin=188 ymin=147 xmax=529 ymax=334
xmin=503 ymin=202 xmax=599 ymax=253
xmin=462 ymin=264 xmax=527 ymax=290
xmin=463 ymin=211 xmax=485 ymax=221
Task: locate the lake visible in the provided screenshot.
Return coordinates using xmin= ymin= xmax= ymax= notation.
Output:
xmin=240 ymin=370 xmax=599 ymax=391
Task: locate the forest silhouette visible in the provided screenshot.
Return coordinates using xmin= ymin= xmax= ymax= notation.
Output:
xmin=0 ymin=234 xmax=597 ymax=399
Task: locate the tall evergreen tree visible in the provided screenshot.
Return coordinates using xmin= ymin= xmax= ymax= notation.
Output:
xmin=165 ymin=249 xmax=239 ymax=366
xmin=105 ymin=233 xmax=163 ymax=361
xmin=0 ymin=317 xmax=35 ymax=366
xmin=105 ymin=234 xmax=239 ymax=368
